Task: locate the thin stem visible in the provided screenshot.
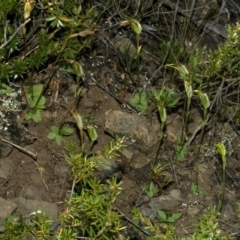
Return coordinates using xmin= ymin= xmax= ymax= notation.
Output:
xmin=153 ymin=121 xmax=165 ymax=166
xmin=195 ymin=107 xmax=208 ymax=188
xmin=218 ymin=156 xmax=226 ymax=212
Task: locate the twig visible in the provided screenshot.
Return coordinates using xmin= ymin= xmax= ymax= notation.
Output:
xmin=168 ymin=156 xmax=179 ymax=189
xmin=116 ymin=208 xmax=152 ymax=236
xmin=0 ymin=135 xmax=37 ymax=160
xmin=0 ymin=19 xmax=31 ymax=50
xmin=0 ymin=135 xmax=49 ymax=191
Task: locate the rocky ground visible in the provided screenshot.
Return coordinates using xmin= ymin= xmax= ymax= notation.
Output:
xmin=0 ymin=0 xmax=240 ymax=239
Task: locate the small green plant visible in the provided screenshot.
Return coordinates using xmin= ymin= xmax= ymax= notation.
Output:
xmin=0 ymin=82 xmax=13 ymax=94
xmin=47 ymin=125 xmax=74 ymax=145
xmin=24 ymin=85 xmax=46 ymax=123
xmin=61 ymin=137 xmax=126 ymax=239
xmin=0 ymin=136 xmax=126 ymax=239
xmin=152 ymin=87 xmax=179 ymax=165
xmin=131 ymin=208 xmax=175 ymax=239
xmin=83 ymin=116 xmax=98 ymax=150
xmin=141 ymin=181 xmax=159 ymax=198
xmin=188 ymin=206 xmax=231 ymax=240
xmin=157 ymin=210 xmax=182 ymax=223
xmin=173 ymin=137 xmax=188 ymax=162
xmin=120 ymin=19 xmax=142 ymax=82
xmin=215 ymin=142 xmax=227 ymax=212
xmin=168 ymin=63 xmax=193 ymax=141
xmin=0 ymin=211 xmax=53 ymax=239
xmin=194 ymin=90 xmax=211 ymax=190
xmin=190 ymin=182 xmax=205 ymax=196
xmin=117 ymin=40 xmax=138 ymax=73
xmin=130 ymin=87 xmax=148 ymax=113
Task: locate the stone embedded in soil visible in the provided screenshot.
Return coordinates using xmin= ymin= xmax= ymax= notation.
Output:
xmin=0 ymin=142 xmax=13 ymax=158
xmin=121 ymin=148 xmax=133 ymax=161
xmin=148 ymin=193 xmax=182 ymax=211
xmin=140 ymin=206 xmax=157 ymax=220
xmin=166 ymin=109 xmax=204 ymax=143
xmin=12 ymin=197 xmax=58 ymax=221
xmin=130 ymin=151 xmax=151 ymax=169
xmin=0 ymin=197 xmax=17 ymax=226
xmin=220 ymin=201 xmax=237 ymax=222
xmin=0 ymin=157 xmax=15 ymax=180
xmin=90 ymin=156 xmax=122 ymax=182
xmin=104 ymin=110 xmax=158 ymax=150
xmin=166 ymin=113 xmax=182 ymax=143
xmin=23 ymin=185 xmax=44 ymax=199
xmin=54 ymin=165 xmax=69 ymax=178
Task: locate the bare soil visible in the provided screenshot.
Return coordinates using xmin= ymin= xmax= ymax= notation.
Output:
xmin=1 ymin=1 xmax=240 ymax=239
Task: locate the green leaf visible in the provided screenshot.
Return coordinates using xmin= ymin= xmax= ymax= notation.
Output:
xmin=60 ymin=127 xmax=74 ymax=136
xmin=50 ymin=125 xmax=60 ymax=134
xmin=129 ymin=88 xmax=148 ymax=113
xmin=47 ymin=132 xmax=56 ymax=140
xmin=0 ymin=83 xmax=13 ymax=94
xmin=55 ymin=135 xmax=62 ymax=145
xmin=35 ymin=96 xmax=46 ymax=110
xmin=87 ymin=125 xmax=98 ymax=142
xmin=157 ymin=210 xmax=167 ymax=221
xmin=144 ymin=181 xmax=158 ymax=198
xmin=24 ymin=85 xmax=45 ymax=109
xmin=32 ymin=110 xmax=41 ymax=123
xmin=167 ymin=212 xmax=183 ymax=223
xmin=25 ymin=111 xmax=34 ymax=121
xmin=190 ymin=183 xmax=204 ymax=196
xmin=174 ymin=142 xmax=187 ymax=162
xmin=58 ymin=15 xmax=72 ymax=22
xmin=26 ymin=109 xmax=41 ymax=123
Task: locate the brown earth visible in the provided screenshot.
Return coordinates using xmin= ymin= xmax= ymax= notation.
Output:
xmin=1 ymin=0 xmax=240 ymax=239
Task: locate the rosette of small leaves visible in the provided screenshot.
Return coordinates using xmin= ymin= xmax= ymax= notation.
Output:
xmin=47 ymin=125 xmax=74 ymax=145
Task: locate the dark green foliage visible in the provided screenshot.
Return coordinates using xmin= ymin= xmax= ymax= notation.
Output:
xmin=0 ymin=0 xmax=17 ymax=20
xmin=0 ymin=0 xmax=95 ymax=84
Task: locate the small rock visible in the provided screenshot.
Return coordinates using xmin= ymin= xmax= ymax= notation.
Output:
xmin=12 ymin=197 xmax=58 ymax=221
xmin=113 ymin=36 xmax=136 ymax=58
xmin=105 ymin=110 xmax=158 ymax=150
xmin=148 ymin=194 xmax=182 ymax=211
xmin=169 ymin=189 xmax=181 ymax=199
xmin=166 ymin=114 xmax=182 ymax=143
xmin=23 ymin=185 xmax=43 ymax=199
xmin=0 ymin=142 xmax=13 ymax=158
xmin=0 ymin=157 xmax=15 ymax=179
xmin=220 ymin=202 xmax=237 ymax=221
xmin=121 ymin=149 xmax=133 ymax=161
xmin=131 ymin=152 xmax=151 ymax=169
xmin=0 ymin=197 xmax=17 ymax=223
xmin=140 ymin=206 xmax=157 ymax=220
xmin=54 ymin=165 xmax=69 ymax=178
xmin=90 ymin=157 xmax=122 ymax=182
xmin=187 ymin=206 xmax=202 ymax=217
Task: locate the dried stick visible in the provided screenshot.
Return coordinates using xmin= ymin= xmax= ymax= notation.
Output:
xmin=0 ymin=19 xmax=31 ymax=50
xmin=0 ymin=135 xmax=37 ymax=160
